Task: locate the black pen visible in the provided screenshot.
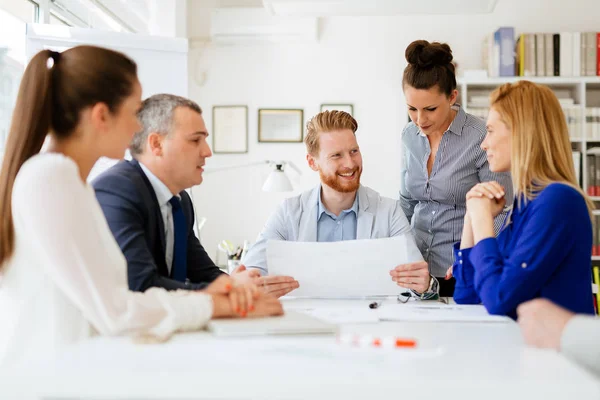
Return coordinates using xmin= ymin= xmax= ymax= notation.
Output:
xmin=368 ymin=301 xmax=381 ymax=309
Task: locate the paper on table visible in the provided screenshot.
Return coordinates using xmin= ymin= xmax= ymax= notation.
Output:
xmin=377 ymin=303 xmax=512 ymax=323
xmin=296 ymin=307 xmax=381 ymax=324
xmin=267 ymin=235 xmax=423 ymax=298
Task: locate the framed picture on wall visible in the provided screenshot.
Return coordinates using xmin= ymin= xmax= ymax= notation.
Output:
xmin=212 ymin=105 xmax=248 ymax=154
xmin=258 ymin=108 xmax=304 ymax=143
xmin=320 ymin=103 xmax=354 ymax=116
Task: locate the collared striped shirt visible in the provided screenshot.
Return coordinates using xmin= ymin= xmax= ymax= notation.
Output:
xmin=399 ymin=105 xmax=512 ymax=277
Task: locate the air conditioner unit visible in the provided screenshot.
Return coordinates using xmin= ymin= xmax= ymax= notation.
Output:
xmin=210 ymin=7 xmax=318 ymax=43
xmin=263 ymin=0 xmax=498 ymax=16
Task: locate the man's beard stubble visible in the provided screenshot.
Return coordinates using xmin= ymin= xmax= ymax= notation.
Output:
xmin=319 ymin=167 xmax=362 ymax=193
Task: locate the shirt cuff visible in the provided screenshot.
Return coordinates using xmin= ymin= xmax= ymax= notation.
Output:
xmin=409 ymin=276 xmax=440 ymax=300
xmin=147 ymin=288 xmax=214 ymax=336
xmin=453 ymin=242 xmax=474 ymax=286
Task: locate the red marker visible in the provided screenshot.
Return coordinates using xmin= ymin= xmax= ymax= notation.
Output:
xmin=337 ymin=334 xmax=417 ymax=348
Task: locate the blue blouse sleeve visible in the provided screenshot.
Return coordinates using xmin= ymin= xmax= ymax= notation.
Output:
xmin=451 ymin=242 xmax=481 ymax=304
xmin=469 ymin=184 xmax=586 ymax=316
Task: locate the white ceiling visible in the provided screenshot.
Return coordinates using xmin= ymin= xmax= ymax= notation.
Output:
xmin=262 ymin=0 xmax=499 ymax=16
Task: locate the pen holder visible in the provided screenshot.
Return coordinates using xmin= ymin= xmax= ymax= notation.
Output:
xmin=227 ymin=258 xmax=241 ymax=274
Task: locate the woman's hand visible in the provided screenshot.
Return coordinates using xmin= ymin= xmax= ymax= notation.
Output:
xmin=203 ymin=274 xmax=259 ymax=317
xmin=211 ymin=291 xmax=283 ymax=319
xmin=466 ymin=181 xmax=506 ymax=218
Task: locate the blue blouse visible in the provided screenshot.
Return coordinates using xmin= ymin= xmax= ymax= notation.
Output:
xmin=453 ymin=183 xmax=595 ymax=319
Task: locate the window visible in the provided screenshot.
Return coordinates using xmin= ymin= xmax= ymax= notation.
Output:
xmin=0 ymin=7 xmax=27 ymax=156
xmin=0 ymin=0 xmax=38 ymax=23
xmin=50 ymin=11 xmax=71 ymax=26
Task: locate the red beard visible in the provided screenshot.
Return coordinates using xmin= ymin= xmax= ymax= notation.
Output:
xmin=319 ymin=167 xmax=362 ymax=193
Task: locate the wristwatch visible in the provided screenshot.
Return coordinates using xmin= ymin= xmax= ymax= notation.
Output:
xmin=411 ymin=275 xmax=440 ymax=300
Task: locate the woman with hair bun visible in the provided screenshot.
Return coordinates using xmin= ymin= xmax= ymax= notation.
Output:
xmin=391 ymin=40 xmax=512 ymax=297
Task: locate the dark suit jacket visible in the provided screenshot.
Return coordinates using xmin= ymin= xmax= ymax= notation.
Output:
xmin=93 ymin=159 xmax=224 ymax=292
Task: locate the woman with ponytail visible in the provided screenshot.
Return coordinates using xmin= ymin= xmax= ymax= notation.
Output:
xmin=0 ymin=46 xmax=282 ymax=369
xmin=395 ymin=40 xmax=513 ymax=297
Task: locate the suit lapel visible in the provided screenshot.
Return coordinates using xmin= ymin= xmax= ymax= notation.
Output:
xmin=356 ymin=186 xmax=374 ymax=239
xmin=298 ymin=186 xmax=319 ymax=241
xmin=130 ymin=160 xmax=168 ymax=274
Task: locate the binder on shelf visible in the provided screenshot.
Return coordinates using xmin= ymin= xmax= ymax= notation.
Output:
xmin=553 ymin=33 xmax=560 ymax=76
xmin=588 ymin=154 xmax=597 ymax=196
xmin=584 ymin=32 xmax=597 ymax=76
xmin=573 ymin=151 xmax=581 ymax=187
xmin=544 ymin=33 xmax=554 ymax=77
xmin=497 ymin=27 xmax=515 ymax=77
xmin=573 ymin=32 xmax=581 ymax=77
xmin=593 ymin=266 xmax=600 ymax=315
xmin=535 ymin=33 xmax=545 ymax=77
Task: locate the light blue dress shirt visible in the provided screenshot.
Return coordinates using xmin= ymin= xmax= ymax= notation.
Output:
xmin=317 ymin=189 xmax=359 ymax=242
xmin=138 ymin=162 xmax=178 ymax=273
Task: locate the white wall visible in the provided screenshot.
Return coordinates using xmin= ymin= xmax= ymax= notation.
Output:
xmin=187 ymin=0 xmax=600 ymax=263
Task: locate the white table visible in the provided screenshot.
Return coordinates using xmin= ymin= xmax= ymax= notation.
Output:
xmin=3 ymin=299 xmax=599 ymax=399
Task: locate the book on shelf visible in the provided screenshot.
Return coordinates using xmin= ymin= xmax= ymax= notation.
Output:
xmin=573 ymin=151 xmax=581 ymax=187
xmin=586 ymin=108 xmax=600 ymax=140
xmin=483 ymin=28 xmax=600 ymax=77
xmin=593 ymin=266 xmax=600 ymax=315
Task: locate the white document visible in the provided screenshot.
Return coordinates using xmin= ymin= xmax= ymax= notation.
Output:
xmin=267 ymin=235 xmax=423 ymax=298
xmin=297 ymin=307 xmax=381 ymax=324
xmin=377 ymin=304 xmax=512 ymax=323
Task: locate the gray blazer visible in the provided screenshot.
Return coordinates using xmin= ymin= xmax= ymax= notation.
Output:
xmin=242 ymin=184 xmax=419 ymax=275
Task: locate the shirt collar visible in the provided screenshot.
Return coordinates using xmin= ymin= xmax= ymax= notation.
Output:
xmin=138 ymin=162 xmax=178 ymax=207
xmin=416 ymin=104 xmax=466 ymax=137
xmin=317 ymin=185 xmax=359 ymax=219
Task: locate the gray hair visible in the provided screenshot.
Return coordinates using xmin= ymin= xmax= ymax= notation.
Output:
xmin=129 ymin=93 xmax=202 ymax=156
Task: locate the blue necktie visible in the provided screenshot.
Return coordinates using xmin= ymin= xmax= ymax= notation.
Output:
xmin=169 ymin=196 xmax=187 ymax=282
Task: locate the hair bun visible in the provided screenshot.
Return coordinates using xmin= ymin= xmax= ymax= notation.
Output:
xmin=405 ymin=40 xmax=453 ymax=69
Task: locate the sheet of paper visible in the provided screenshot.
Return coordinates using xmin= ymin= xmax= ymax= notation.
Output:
xmin=377 ymin=303 xmax=512 ymax=323
xmin=267 ymin=235 xmax=423 ymax=298
xmin=296 ymin=307 xmax=381 ymax=324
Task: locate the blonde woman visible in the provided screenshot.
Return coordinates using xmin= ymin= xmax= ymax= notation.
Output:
xmin=451 ymin=80 xmax=595 ymax=318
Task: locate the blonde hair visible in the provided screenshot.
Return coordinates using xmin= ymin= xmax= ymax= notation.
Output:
xmin=489 ymin=80 xmax=594 ymax=216
xmin=305 ymin=110 xmax=358 ymax=156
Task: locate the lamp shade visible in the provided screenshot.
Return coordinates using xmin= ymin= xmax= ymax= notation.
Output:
xmin=262 ymin=164 xmax=293 ymax=192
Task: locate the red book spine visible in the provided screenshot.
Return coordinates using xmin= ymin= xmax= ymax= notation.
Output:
xmin=597 ymin=32 xmax=600 ymax=76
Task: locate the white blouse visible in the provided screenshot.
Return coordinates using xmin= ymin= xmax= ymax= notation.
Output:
xmin=0 ymin=154 xmax=213 ymax=369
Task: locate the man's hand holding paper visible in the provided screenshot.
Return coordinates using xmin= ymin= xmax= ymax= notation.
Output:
xmin=267 ymin=235 xmax=424 ymax=298
xmin=389 ymin=261 xmax=430 ymax=293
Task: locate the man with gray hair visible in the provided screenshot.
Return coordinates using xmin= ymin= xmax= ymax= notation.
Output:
xmin=93 ymin=94 xmax=259 ymax=312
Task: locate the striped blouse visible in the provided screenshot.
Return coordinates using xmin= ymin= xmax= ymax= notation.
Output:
xmin=399 ymin=105 xmax=512 ymax=277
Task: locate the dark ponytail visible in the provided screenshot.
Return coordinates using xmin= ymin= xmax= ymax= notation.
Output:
xmin=0 ymin=46 xmax=137 ymax=268
xmin=402 ymin=40 xmax=456 ymax=96
xmin=0 ymin=50 xmax=55 ymax=267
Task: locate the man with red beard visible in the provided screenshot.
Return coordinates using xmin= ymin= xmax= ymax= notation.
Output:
xmin=242 ymin=111 xmax=437 ymax=298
